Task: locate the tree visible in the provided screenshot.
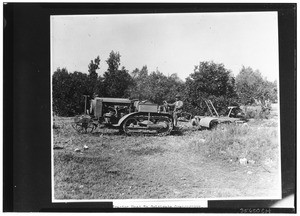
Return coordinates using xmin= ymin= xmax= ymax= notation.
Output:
xmin=106 ymin=51 xmax=121 ymax=73
xmin=87 ymin=56 xmax=101 ymax=95
xmin=69 ymin=71 xmax=90 ymax=113
xmin=129 ymin=66 xmax=184 ymax=105
xmin=190 ymin=61 xmax=236 ymax=97
xmin=183 ymin=61 xmax=238 ymax=115
xmin=52 ymin=68 xmax=90 ymax=116
xmin=235 ymin=66 xmax=277 ymax=105
xmin=159 ymin=73 xmax=184 ymax=104
xmin=88 ymin=56 xmax=100 ymax=79
xmin=261 ymin=80 xmax=278 ymax=103
xmin=146 ymin=71 xmax=170 ymax=104
xmin=103 ymin=51 xmax=134 ymax=97
xmin=52 ymin=68 xmax=71 ymax=116
xmin=130 ymin=65 xmax=150 ymax=100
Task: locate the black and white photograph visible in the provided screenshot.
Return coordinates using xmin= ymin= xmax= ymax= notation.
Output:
xmin=51 ymin=11 xmax=283 ymax=206
xmin=3 ymin=2 xmax=297 ymax=212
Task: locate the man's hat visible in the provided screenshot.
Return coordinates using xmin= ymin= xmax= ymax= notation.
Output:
xmin=175 ymin=94 xmax=181 ymax=98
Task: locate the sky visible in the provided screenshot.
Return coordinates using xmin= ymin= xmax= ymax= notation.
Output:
xmin=51 ymin=12 xmax=279 ymax=82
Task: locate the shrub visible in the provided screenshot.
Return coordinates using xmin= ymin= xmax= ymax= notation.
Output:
xmin=245 ymin=109 xmax=259 ymax=119
xmin=243 ymin=105 xmax=271 ymax=120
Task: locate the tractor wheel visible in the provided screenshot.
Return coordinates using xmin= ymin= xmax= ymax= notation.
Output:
xmin=122 ymin=117 xmax=140 ymax=136
xmin=156 ymin=116 xmax=173 ymax=136
xmin=84 ymin=122 xmax=97 ymax=133
xmin=210 ymin=121 xmax=219 ymax=130
xmin=72 ymin=117 xmax=96 ymax=134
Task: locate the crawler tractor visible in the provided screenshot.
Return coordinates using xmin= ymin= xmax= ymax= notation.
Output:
xmin=72 ymin=97 xmax=174 ymax=136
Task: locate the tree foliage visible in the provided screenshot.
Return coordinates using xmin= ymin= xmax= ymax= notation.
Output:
xmin=103 ymin=51 xmax=134 ymax=97
xmin=88 ymin=56 xmax=100 ymax=80
xmin=52 ymin=52 xmax=277 ymax=117
xmin=106 ymin=51 xmax=121 ymax=73
xmin=129 ymin=66 xmax=149 ymax=100
xmin=183 ymin=61 xmax=238 ymax=115
xmin=87 ymin=56 xmax=102 ymax=95
xmin=236 ymin=66 xmax=277 ymax=105
xmin=129 ymin=66 xmax=184 ymax=104
xmin=52 ymin=68 xmax=90 ymax=116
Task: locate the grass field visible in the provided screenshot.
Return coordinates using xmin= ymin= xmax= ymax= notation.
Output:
xmin=53 ymin=106 xmax=280 ymax=200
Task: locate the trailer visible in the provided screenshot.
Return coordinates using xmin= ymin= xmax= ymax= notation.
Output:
xmin=192 ymin=100 xmax=247 ymax=129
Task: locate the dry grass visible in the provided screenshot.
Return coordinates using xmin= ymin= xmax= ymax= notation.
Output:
xmin=53 ymin=115 xmax=280 ymax=200
xmin=201 ymin=124 xmax=279 ymax=168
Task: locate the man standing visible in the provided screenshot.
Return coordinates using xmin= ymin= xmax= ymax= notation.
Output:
xmin=164 ymin=94 xmax=184 ymax=128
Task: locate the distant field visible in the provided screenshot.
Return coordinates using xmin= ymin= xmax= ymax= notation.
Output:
xmin=53 ymin=106 xmax=280 ymax=200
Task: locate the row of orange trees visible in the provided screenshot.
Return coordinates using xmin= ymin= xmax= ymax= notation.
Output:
xmin=52 ymin=51 xmax=277 ymax=116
